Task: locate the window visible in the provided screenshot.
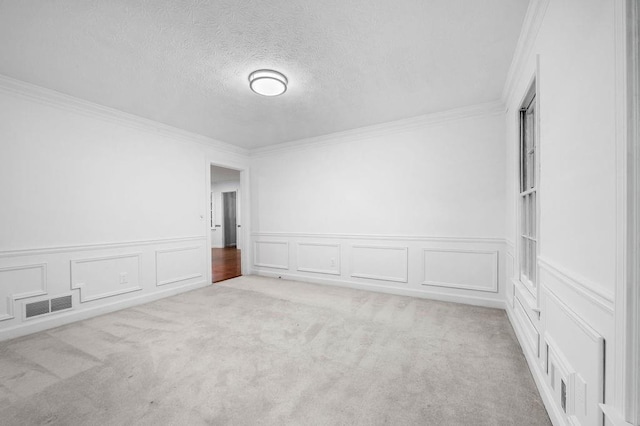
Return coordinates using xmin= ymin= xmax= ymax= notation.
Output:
xmin=519 ymin=85 xmax=537 ymax=291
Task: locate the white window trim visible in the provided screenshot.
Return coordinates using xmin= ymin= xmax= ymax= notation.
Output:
xmin=516 ymin=78 xmax=540 ymax=303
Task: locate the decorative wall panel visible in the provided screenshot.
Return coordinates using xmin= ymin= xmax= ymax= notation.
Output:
xmin=71 ymin=254 xmax=141 ymax=303
xmin=155 ymin=245 xmax=203 ymax=286
xmin=422 ymin=249 xmax=498 ymax=292
xmin=297 ymin=243 xmax=340 ymax=275
xmin=351 ymin=245 xmax=408 ymax=283
xmin=0 ymin=264 xmax=47 ymax=321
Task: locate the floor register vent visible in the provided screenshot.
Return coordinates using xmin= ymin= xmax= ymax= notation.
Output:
xmin=25 ymin=295 xmax=73 ymax=318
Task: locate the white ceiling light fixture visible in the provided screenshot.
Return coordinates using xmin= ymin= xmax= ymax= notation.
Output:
xmin=249 ymin=69 xmax=288 ymax=97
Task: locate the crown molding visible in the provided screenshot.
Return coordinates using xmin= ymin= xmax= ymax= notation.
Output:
xmin=250 ymin=100 xmax=505 ymax=158
xmin=0 ymin=74 xmax=505 ymax=159
xmin=501 ymin=0 xmax=550 ymax=107
xmin=0 ymin=74 xmax=248 ymax=157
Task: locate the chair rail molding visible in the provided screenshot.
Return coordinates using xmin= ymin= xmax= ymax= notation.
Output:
xmin=0 ymin=235 xmax=207 ymax=258
xmin=538 ymin=257 xmax=614 ymax=314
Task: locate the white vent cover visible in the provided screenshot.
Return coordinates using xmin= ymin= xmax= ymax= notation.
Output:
xmin=51 ymin=295 xmax=72 ymax=312
xmin=25 ymin=300 xmax=49 ymax=318
xmin=25 ymin=295 xmax=73 ymax=319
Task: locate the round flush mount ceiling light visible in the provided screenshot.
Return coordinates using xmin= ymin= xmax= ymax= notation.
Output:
xmin=248 ymin=69 xmax=288 ymax=96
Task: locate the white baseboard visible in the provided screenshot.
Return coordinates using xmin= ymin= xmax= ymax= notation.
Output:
xmin=254 ymin=270 xmax=506 ymax=309
xmin=0 ymin=279 xmax=211 ymax=342
xmin=505 ymin=302 xmax=565 ymax=426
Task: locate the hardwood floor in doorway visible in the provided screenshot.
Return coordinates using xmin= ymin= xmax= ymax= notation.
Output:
xmin=212 ymin=247 xmax=241 ymax=283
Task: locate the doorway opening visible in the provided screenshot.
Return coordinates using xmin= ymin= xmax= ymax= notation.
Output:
xmin=210 ymin=165 xmax=242 ymax=283
xmin=222 ymin=191 xmax=237 ymax=247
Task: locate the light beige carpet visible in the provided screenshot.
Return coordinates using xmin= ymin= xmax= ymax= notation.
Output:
xmin=0 ymin=275 xmax=550 ymax=425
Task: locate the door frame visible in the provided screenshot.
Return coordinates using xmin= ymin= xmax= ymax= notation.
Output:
xmin=623 ymin=0 xmax=640 ymax=422
xmin=613 ymin=0 xmax=640 ymax=423
xmin=205 ymin=160 xmax=250 ymax=284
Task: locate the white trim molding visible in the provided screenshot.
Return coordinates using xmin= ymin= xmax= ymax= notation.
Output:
xmin=251 ymin=233 xmax=505 ymax=307
xmin=421 ymin=248 xmax=499 ymax=293
xmin=0 ymin=235 xmax=207 ymax=258
xmin=505 ymin=303 xmax=565 ymax=426
xmin=253 ymin=241 xmax=289 ymax=270
xmin=538 ymin=256 xmax=614 ymax=314
xmin=543 ymin=286 xmax=606 ymax=425
xmin=544 ymin=285 xmax=606 ymax=347
xmin=0 ymin=263 xmax=48 ymax=321
xmin=501 ymin=0 xmax=550 ymax=106
xmin=350 ymin=245 xmax=409 ymax=283
xmin=296 ymin=242 xmax=341 ymax=275
xmin=0 ymin=278 xmax=209 ymax=343
xmin=155 ymin=246 xmax=204 ymax=287
xmin=601 ymin=404 xmax=635 ymax=426
xmin=70 ymin=253 xmax=142 ymax=303
xmin=514 ymin=295 xmax=541 ymax=357
xmin=256 ymin=270 xmax=506 ymax=310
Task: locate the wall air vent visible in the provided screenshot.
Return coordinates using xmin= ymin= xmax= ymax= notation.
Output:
xmin=25 ymin=300 xmax=50 ymax=318
xmin=51 ymin=295 xmax=72 ymax=312
xmin=24 ymin=295 xmax=73 ymax=319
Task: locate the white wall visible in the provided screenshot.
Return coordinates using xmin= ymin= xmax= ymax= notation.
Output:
xmin=502 ymin=1 xmax=623 ymax=425
xmin=210 ymin=180 xmax=241 ymax=249
xmin=250 ymin=104 xmax=508 ymax=307
xmin=0 ymin=77 xmax=250 ymax=340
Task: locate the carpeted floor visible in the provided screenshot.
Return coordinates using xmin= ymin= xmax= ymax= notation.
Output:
xmin=0 ymin=275 xmax=550 ymax=425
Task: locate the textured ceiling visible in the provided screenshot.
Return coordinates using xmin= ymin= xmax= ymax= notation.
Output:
xmin=0 ymin=0 xmax=528 ymax=149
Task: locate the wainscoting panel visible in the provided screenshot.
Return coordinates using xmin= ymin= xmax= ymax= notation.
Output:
xmin=296 ymin=243 xmax=341 ymax=275
xmin=156 ymin=246 xmax=203 ymax=286
xmin=505 ymin=253 xmax=614 ymax=426
xmin=254 ymin=241 xmax=289 ymax=269
xmin=538 ymin=257 xmax=614 ymax=316
xmin=0 ymin=264 xmax=47 ymax=321
xmin=71 ymin=253 xmax=142 ymax=303
xmin=351 ymin=245 xmax=408 ymax=283
xmin=251 ymin=233 xmax=506 ymax=308
xmin=543 ymin=288 xmax=605 ymax=426
xmin=422 ymin=249 xmax=498 ymax=292
xmin=506 ymin=251 xmax=515 ymax=306
xmin=0 ymin=236 xmax=209 ymax=341
xmin=514 ymin=294 xmax=540 ymax=357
